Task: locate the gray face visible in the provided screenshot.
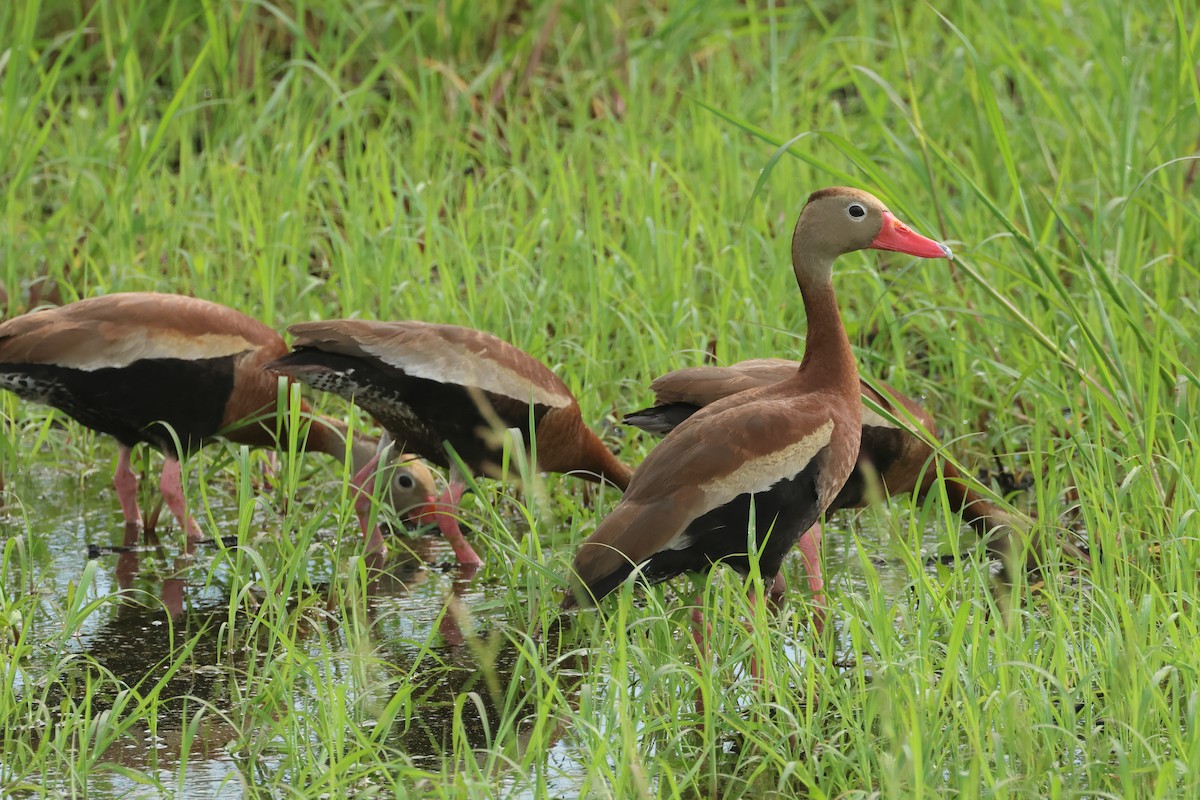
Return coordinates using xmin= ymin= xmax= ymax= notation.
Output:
xmin=792 ymin=188 xmax=888 ymax=271
xmin=382 ymin=455 xmax=437 ymax=518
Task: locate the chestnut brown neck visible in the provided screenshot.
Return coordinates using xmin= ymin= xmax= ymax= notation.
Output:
xmin=536 ymin=410 xmax=633 ymax=491
xmin=584 ymin=438 xmax=633 ymax=492
xmin=302 ymin=413 xmax=377 ymax=474
xmin=793 ymin=276 xmax=858 ymax=395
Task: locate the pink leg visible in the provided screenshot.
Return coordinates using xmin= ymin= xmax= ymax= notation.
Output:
xmin=690 ymin=600 xmax=711 ymax=714
xmin=350 ymin=451 xmax=387 ymax=556
xmin=259 ymin=451 xmax=279 ymax=492
xmin=428 ymin=482 xmax=482 ymax=567
xmin=112 ymin=445 xmax=143 ymax=529
xmin=796 ymin=522 xmax=826 ymax=635
xmin=159 ymin=457 xmax=203 ymax=542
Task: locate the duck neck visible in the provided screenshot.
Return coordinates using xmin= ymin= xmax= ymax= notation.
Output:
xmin=588 ymin=441 xmax=634 ymax=492
xmin=346 ymin=431 xmax=381 ymax=475
xmin=303 ymin=414 xmax=378 ymax=474
xmin=794 ymin=276 xmax=857 ymax=394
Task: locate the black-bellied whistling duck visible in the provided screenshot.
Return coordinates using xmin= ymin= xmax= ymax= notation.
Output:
xmin=265 ymin=321 xmax=633 ymax=566
xmin=562 ymin=188 xmax=952 ymax=648
xmin=623 ymin=359 xmax=1026 ymax=605
xmin=627 ymin=358 xmax=1024 ymax=529
xmin=0 ymin=293 xmax=439 ymax=542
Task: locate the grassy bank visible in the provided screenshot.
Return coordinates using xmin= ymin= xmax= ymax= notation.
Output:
xmin=1 ymin=0 xmax=1197 ymax=797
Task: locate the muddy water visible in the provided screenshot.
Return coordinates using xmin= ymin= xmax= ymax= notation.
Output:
xmin=1 ymin=456 xmax=951 ymax=798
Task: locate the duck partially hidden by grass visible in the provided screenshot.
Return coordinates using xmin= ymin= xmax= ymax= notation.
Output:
xmin=267 ymin=320 xmax=633 ymax=566
xmin=562 ymin=188 xmax=953 ymax=673
xmin=623 ymin=359 xmax=1035 ymax=592
xmin=0 ymin=292 xmax=439 ymax=544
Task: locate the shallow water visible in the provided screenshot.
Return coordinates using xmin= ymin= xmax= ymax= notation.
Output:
xmin=1 ymin=453 xmax=957 ymax=798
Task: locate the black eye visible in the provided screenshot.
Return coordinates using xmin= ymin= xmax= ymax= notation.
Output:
xmin=396 ymin=474 xmax=415 ymax=489
xmin=847 ymin=203 xmax=866 ymax=219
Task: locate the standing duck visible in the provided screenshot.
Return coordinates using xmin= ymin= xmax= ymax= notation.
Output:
xmin=0 ymin=293 xmax=438 ymax=541
xmin=265 ymin=321 xmax=633 ymax=565
xmin=562 ymin=188 xmax=952 ymax=642
xmin=623 ymin=359 xmax=1027 ymax=601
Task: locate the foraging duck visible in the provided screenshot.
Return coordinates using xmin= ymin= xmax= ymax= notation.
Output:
xmin=0 ymin=293 xmax=438 ymax=541
xmin=266 ymin=320 xmax=633 ymax=565
xmin=623 ymin=359 xmax=1026 ymax=595
xmin=562 ymin=188 xmax=952 ymax=627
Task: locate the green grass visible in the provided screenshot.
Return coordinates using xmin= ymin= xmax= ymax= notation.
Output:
xmin=2 ymin=0 xmax=1198 ymax=796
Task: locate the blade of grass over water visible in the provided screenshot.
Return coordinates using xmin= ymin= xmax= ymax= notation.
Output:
xmin=1 ymin=0 xmax=1198 ymax=797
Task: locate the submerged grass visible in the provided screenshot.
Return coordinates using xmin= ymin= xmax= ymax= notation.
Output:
xmin=1 ymin=0 xmax=1198 ymax=796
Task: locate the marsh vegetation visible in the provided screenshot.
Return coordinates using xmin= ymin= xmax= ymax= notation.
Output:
xmin=1 ymin=1 xmax=1197 ymax=797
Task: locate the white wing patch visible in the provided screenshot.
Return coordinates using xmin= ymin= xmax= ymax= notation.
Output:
xmin=56 ymin=332 xmax=255 ymax=371
xmin=698 ymin=420 xmax=834 ymax=507
xmin=861 ymin=406 xmax=897 ymax=429
xmin=367 ymin=342 xmax=571 ymax=409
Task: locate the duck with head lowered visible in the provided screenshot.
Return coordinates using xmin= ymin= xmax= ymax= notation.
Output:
xmin=0 ymin=292 xmax=440 ymax=543
xmin=266 ymin=321 xmax=633 ymax=567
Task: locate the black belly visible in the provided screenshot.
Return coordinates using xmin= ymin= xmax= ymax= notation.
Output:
xmin=275 ymin=349 xmax=553 ymax=473
xmin=640 ymin=455 xmax=824 ymax=587
xmin=0 ymin=357 xmax=237 ymax=456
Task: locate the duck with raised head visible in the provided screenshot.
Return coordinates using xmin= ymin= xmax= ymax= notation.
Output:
xmin=562 ymin=188 xmax=953 ymax=651
xmin=0 ymin=293 xmax=439 ymax=542
xmin=623 ymin=359 xmax=1028 ymax=599
xmin=266 ymin=321 xmax=633 ymax=566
